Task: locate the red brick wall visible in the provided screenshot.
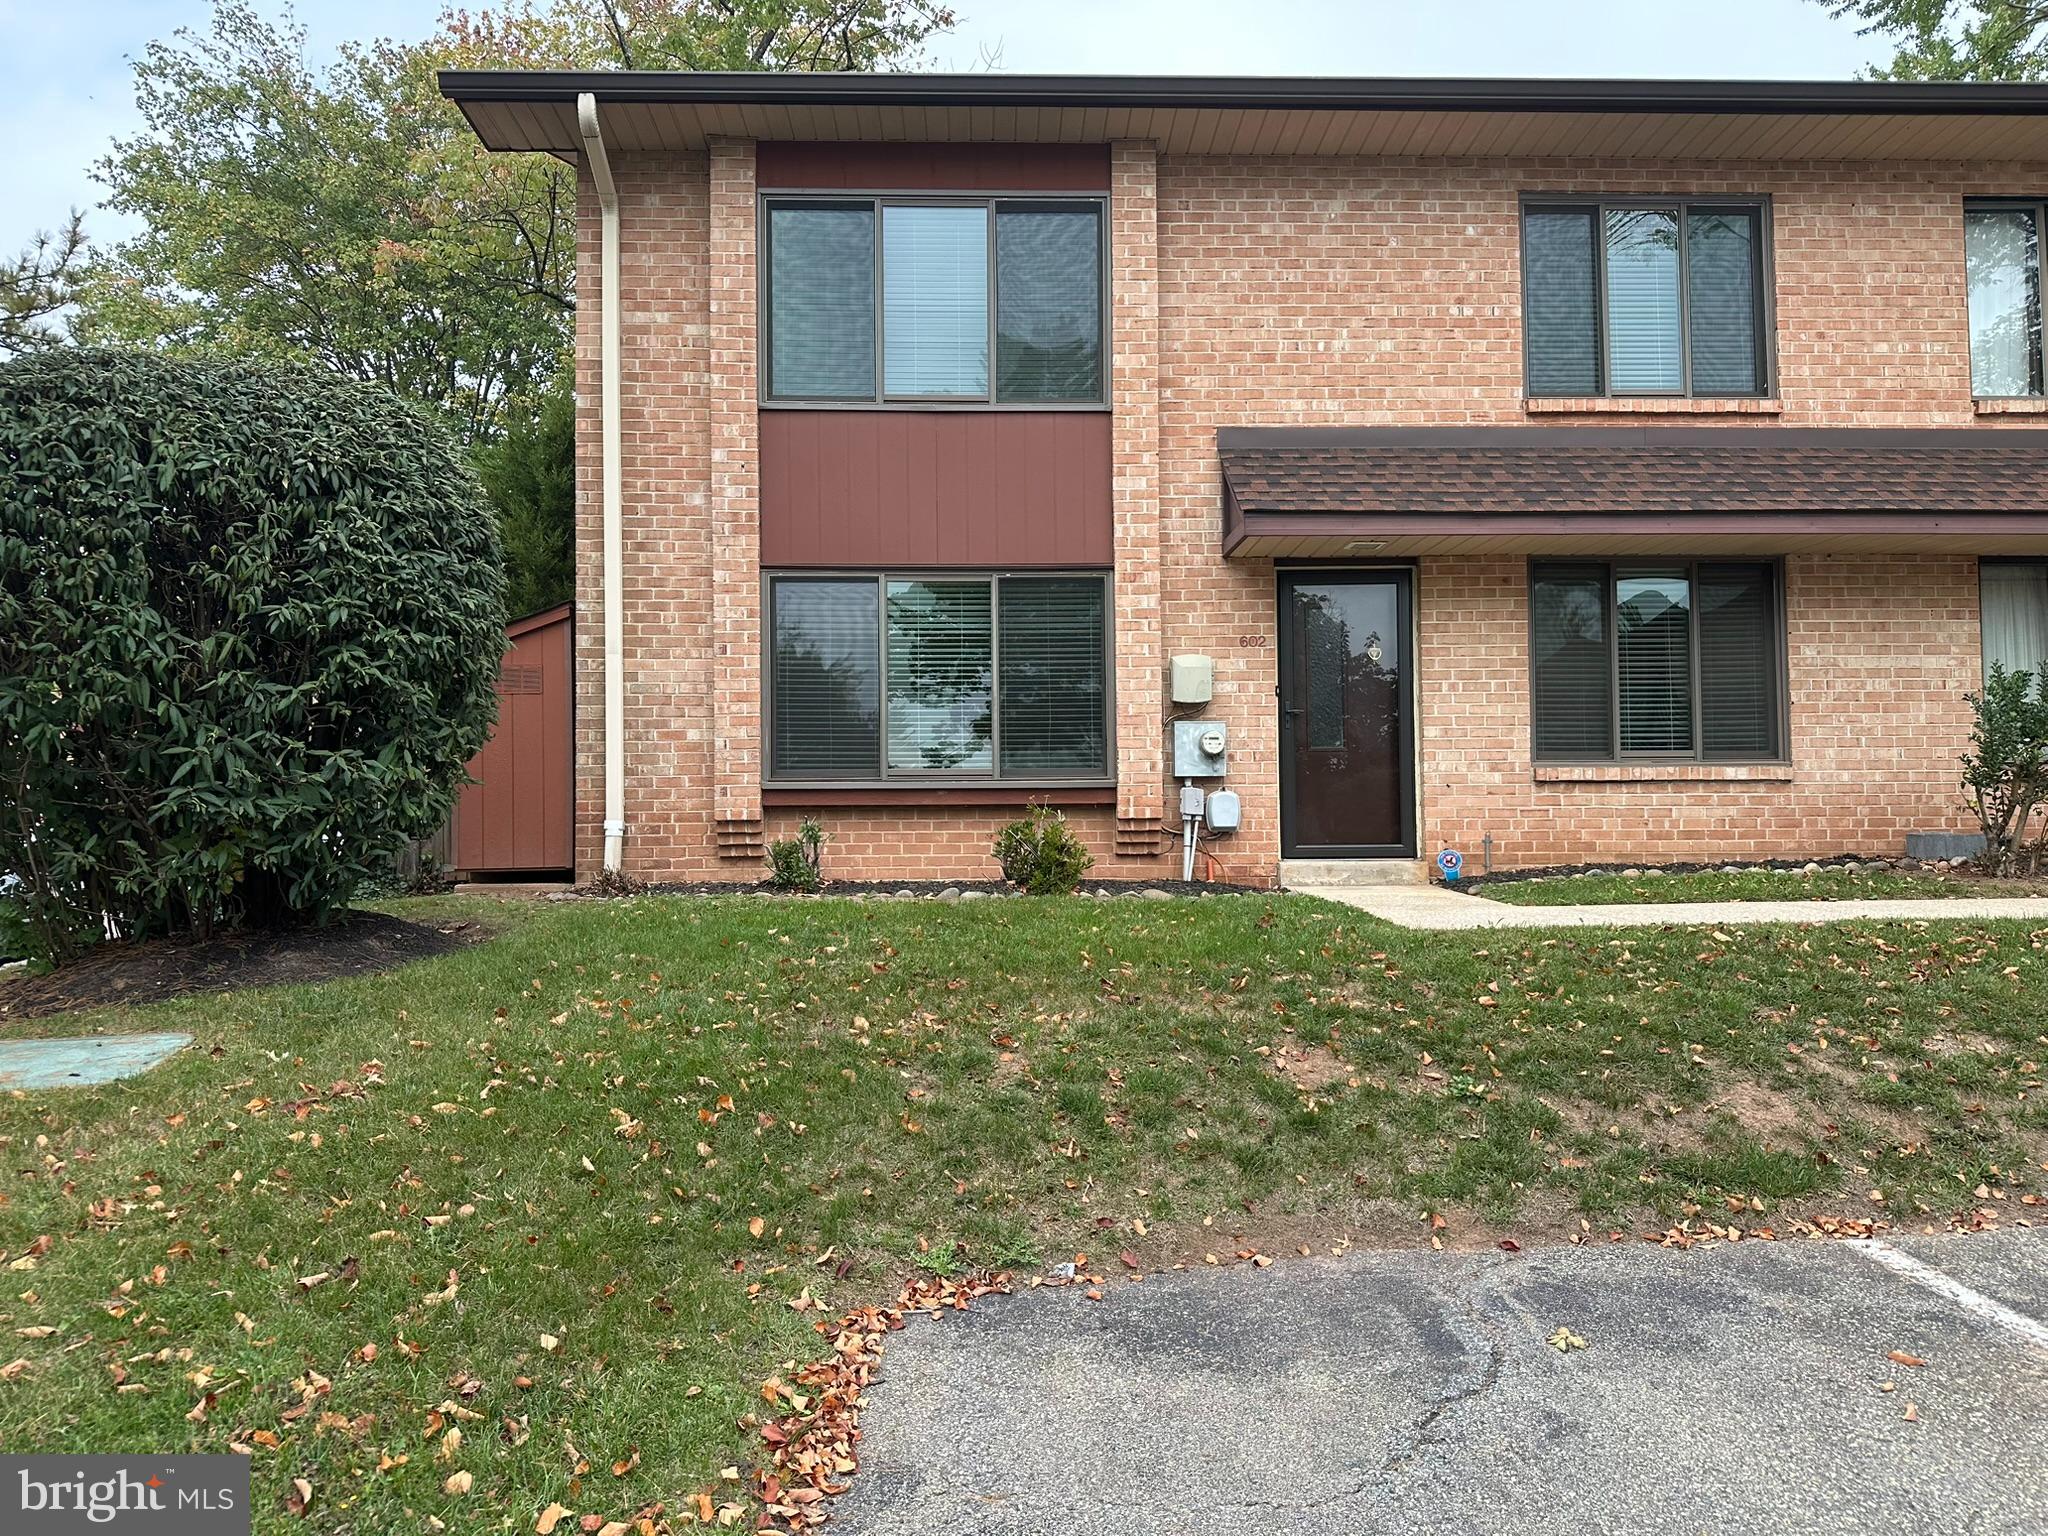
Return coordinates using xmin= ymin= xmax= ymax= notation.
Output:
xmin=575 ymin=147 xmax=2031 ymax=886
xmin=571 ymin=152 xmax=720 ymax=884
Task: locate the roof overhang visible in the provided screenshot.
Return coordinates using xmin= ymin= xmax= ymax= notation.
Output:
xmin=437 ymin=71 xmax=2048 ymax=162
xmin=1218 ymin=426 xmax=2048 ymax=558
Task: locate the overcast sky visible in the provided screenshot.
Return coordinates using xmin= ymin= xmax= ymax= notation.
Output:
xmin=1 ymin=0 xmax=1889 ymax=258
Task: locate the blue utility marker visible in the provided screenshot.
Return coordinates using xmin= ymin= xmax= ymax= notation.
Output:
xmin=1437 ymin=849 xmax=1465 ymax=882
xmin=0 ymin=1032 xmax=193 ymax=1090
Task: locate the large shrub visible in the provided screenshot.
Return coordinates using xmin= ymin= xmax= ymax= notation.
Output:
xmin=0 ymin=349 xmax=506 ymax=958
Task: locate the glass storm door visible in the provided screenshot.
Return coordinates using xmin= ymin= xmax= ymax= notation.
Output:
xmin=1278 ymin=571 xmax=1416 ymax=858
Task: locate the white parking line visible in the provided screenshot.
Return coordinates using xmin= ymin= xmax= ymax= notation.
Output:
xmin=1854 ymin=1239 xmax=2048 ymax=1353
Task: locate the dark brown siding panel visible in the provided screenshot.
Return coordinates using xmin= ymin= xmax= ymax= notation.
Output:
xmin=756 ymin=141 xmax=1109 ymax=191
xmin=453 ymin=605 xmax=573 ymax=874
xmin=761 ymin=411 xmax=1113 ymax=568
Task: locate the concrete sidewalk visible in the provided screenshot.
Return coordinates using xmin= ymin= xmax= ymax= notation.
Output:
xmin=838 ymin=1229 xmax=2048 ymax=1536
xmin=1295 ymin=883 xmax=2048 ymax=929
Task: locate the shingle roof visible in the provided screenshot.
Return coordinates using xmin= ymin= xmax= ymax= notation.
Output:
xmin=1217 ymin=426 xmax=2048 ymax=516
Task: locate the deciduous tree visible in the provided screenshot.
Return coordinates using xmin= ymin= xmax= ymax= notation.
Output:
xmin=1822 ymin=0 xmax=2048 ymax=79
xmin=77 ymin=0 xmax=958 ymax=609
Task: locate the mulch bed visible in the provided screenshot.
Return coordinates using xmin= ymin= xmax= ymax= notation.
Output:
xmin=1455 ymin=854 xmax=1925 ymax=893
xmin=0 ymin=911 xmax=484 ymax=1024
xmin=631 ymin=878 xmax=1268 ymax=898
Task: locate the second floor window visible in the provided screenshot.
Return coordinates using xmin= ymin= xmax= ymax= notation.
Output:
xmin=1522 ymin=199 xmax=1771 ymax=398
xmin=1966 ymin=201 xmax=2045 ymax=398
xmin=764 ymin=196 xmax=1105 ymax=405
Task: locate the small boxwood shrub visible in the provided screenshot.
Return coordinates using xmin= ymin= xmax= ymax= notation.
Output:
xmin=993 ymin=806 xmax=1094 ymax=894
xmin=0 ymin=349 xmax=506 ymax=959
xmin=766 ymin=817 xmax=825 ymax=892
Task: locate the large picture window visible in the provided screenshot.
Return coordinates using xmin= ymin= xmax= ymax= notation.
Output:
xmin=764 ymin=196 xmax=1105 ymax=405
xmin=1530 ymin=560 xmax=1784 ymax=762
xmin=768 ymin=573 xmax=1111 ymax=783
xmin=1965 ymin=201 xmax=2046 ymax=399
xmin=1522 ymin=199 xmax=1772 ymax=398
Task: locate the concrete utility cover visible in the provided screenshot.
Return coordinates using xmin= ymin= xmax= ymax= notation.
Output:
xmin=839 ymin=1230 xmax=2048 ymax=1536
xmin=0 ymin=1032 xmax=193 ymax=1089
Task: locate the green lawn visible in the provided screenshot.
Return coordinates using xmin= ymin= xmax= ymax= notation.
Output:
xmin=1470 ymin=866 xmax=2048 ymax=906
xmin=2 ymin=892 xmax=2044 ymax=1532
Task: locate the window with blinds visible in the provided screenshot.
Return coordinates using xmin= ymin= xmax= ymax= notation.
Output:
xmin=996 ymin=204 xmax=1103 ymax=401
xmin=769 ymin=579 xmax=881 ymax=779
xmin=1965 ymin=203 xmax=2045 ymax=399
xmin=767 ymin=573 xmax=1111 ymax=783
xmin=1530 ymin=564 xmax=1613 ymax=758
xmin=1698 ymin=563 xmax=1781 ymax=758
xmin=998 ymin=578 xmax=1107 ymax=775
xmin=883 ymin=207 xmax=989 ymax=398
xmin=887 ymin=579 xmax=994 ymax=771
xmin=766 ymin=204 xmax=876 ymax=400
xmin=1522 ymin=199 xmax=1770 ymax=398
xmin=1530 ymin=561 xmax=1783 ymax=763
xmin=763 ymin=196 xmax=1105 ymax=405
xmin=1522 ymin=208 xmax=1600 ymax=397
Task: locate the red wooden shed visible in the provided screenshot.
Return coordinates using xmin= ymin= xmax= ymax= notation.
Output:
xmin=450 ymin=603 xmax=574 ymax=877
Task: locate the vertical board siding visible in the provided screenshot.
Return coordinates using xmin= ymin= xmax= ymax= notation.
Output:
xmin=453 ymin=606 xmax=574 ymax=873
xmin=760 ymin=410 xmax=1114 ymax=567
xmin=756 ymin=141 xmax=1110 ymax=191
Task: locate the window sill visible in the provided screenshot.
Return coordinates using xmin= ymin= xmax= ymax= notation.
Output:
xmin=1533 ymin=762 xmax=1795 ymax=784
xmin=1523 ymin=396 xmax=1783 ymax=415
xmin=1973 ymin=397 xmax=2048 ymax=416
xmin=762 ymin=785 xmax=1116 ymax=808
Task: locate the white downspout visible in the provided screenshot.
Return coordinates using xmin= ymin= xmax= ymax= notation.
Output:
xmin=578 ymin=92 xmax=626 ymax=874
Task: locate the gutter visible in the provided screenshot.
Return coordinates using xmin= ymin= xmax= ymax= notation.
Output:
xmin=442 ymin=70 xmax=2048 ymax=118
xmin=577 ymin=91 xmax=627 ymax=875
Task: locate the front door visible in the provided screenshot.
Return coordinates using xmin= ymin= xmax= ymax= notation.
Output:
xmin=1278 ymin=570 xmax=1416 ymax=858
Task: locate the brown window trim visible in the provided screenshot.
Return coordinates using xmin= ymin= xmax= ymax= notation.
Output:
xmin=758 ymin=191 xmax=1111 ymax=409
xmin=1527 ymin=556 xmax=1790 ymax=767
xmin=1519 ymin=193 xmax=1778 ymax=402
xmin=762 ymin=568 xmax=1117 ymax=789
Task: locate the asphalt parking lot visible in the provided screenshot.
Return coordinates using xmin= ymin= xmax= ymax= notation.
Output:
xmin=838 ymin=1227 xmax=2048 ymax=1536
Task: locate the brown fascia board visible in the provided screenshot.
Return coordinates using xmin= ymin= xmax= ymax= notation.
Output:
xmin=1219 ymin=511 xmax=2048 ymax=555
xmin=435 ymin=70 xmax=2048 ymax=117
xmin=1215 ymin=425 xmax=2048 ymax=451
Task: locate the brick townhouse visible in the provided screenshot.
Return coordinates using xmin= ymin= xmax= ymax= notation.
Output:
xmin=439 ymin=72 xmax=2048 ymax=887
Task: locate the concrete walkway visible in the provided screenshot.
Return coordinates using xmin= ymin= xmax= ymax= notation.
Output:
xmin=1294 ymin=883 xmax=2048 ymax=930
xmin=838 ymin=1228 xmax=2048 ymax=1536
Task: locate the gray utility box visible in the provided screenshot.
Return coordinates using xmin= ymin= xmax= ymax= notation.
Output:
xmin=1171 ymin=720 xmax=1228 ymax=778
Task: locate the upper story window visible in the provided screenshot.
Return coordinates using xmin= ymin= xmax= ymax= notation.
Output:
xmin=763 ymin=196 xmax=1106 ymax=406
xmin=1965 ymin=201 xmax=2046 ymax=399
xmin=1522 ymin=199 xmax=1772 ymax=398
